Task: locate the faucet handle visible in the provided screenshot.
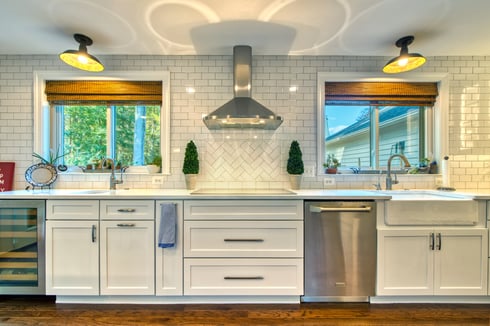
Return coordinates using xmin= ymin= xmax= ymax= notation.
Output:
xmin=392 ymin=173 xmax=399 ymax=185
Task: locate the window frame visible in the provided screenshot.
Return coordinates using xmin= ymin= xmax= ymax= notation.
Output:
xmin=316 ymin=72 xmax=449 ymax=175
xmin=33 ymin=71 xmax=171 ymax=175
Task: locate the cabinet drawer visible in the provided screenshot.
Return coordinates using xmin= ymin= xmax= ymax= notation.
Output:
xmin=100 ymin=200 xmax=154 ymax=220
xmin=184 ymin=258 xmax=303 ymax=295
xmin=184 ymin=200 xmax=303 ymax=220
xmin=46 ymin=200 xmax=99 ymax=220
xmin=184 ymin=221 xmax=303 ymax=258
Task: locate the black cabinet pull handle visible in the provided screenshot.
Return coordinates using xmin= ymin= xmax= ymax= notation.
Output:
xmin=429 ymin=233 xmax=435 ymax=250
xmin=224 ymin=239 xmax=264 ymax=242
xmin=436 ymin=233 xmax=442 ymax=250
xmin=116 ymin=223 xmax=136 ymax=227
xmin=91 ymin=225 xmax=96 ymax=243
xmin=224 ymin=276 xmax=264 ymax=280
xmin=117 ymin=208 xmax=136 ymax=213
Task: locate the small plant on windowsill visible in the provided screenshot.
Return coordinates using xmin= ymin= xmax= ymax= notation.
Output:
xmin=147 ymin=155 xmax=162 ymax=174
xmin=323 ymin=154 xmax=341 ymax=174
xmin=32 ymin=147 xmax=69 ymax=171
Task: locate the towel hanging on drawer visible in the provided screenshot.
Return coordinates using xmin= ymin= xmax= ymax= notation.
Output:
xmin=158 ymin=203 xmax=176 ymax=248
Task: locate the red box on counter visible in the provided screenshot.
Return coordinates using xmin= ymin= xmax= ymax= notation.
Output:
xmin=0 ymin=162 xmax=15 ymax=192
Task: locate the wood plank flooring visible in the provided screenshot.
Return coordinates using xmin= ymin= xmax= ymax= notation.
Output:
xmin=1 ymin=295 xmax=490 ymax=325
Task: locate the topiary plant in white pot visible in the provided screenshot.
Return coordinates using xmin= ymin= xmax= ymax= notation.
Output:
xmin=182 ymin=140 xmax=199 ymax=189
xmin=287 ymin=140 xmax=304 ymax=190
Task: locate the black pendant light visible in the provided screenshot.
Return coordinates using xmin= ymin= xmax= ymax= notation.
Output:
xmin=383 ymin=36 xmax=426 ymax=74
xmin=59 ymin=33 xmax=104 ymax=72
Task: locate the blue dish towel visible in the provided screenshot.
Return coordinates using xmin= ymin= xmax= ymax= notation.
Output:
xmin=158 ymin=203 xmax=176 ymax=248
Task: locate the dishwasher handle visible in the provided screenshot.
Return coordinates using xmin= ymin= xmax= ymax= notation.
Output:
xmin=309 ymin=205 xmax=372 ymax=213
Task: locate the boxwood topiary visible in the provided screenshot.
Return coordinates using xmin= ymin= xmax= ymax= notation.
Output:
xmin=287 ymin=140 xmax=304 ymax=175
xmin=182 ymin=140 xmax=199 ymax=174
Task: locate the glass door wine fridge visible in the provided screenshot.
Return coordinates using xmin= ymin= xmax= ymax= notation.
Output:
xmin=0 ymin=200 xmax=45 ymax=294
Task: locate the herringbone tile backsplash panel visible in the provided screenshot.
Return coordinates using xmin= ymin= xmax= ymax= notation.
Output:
xmin=201 ymin=136 xmax=282 ymax=183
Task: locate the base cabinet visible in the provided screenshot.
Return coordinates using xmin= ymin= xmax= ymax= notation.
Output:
xmin=45 ymin=201 xmax=99 ymax=296
xmin=46 ymin=200 xmax=155 ymax=296
xmin=377 ymin=228 xmax=488 ymax=296
xmin=183 ymin=200 xmax=304 ymax=296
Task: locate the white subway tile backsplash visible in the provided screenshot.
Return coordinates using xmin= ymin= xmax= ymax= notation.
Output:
xmin=0 ymin=54 xmax=490 ymax=191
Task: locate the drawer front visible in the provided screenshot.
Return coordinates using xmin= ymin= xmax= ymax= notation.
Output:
xmin=46 ymin=200 xmax=99 ymax=220
xmin=184 ymin=258 xmax=303 ymax=295
xmin=184 ymin=200 xmax=303 ymax=221
xmin=100 ymin=200 xmax=154 ymax=220
xmin=184 ymin=221 xmax=303 ymax=258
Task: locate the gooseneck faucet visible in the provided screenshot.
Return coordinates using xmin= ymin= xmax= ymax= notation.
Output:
xmin=386 ymin=154 xmax=411 ymax=190
xmin=101 ymin=158 xmax=123 ymax=190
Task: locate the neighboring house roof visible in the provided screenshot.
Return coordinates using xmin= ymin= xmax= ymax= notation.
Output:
xmin=326 ymin=106 xmax=414 ymax=141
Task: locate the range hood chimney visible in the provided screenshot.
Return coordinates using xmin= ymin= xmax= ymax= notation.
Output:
xmin=203 ymin=45 xmax=283 ymax=130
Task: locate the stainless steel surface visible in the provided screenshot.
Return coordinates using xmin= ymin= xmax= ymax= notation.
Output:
xmin=385 ymin=154 xmax=411 ymax=190
xmin=302 ymin=201 xmax=376 ymax=302
xmin=190 ymin=188 xmax=295 ymax=195
xmin=309 ymin=206 xmax=371 ymax=213
xmin=203 ymin=46 xmax=283 ymax=130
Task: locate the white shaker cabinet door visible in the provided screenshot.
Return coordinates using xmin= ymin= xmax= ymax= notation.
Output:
xmin=377 ymin=229 xmax=434 ymax=296
xmin=434 ymin=229 xmax=488 ymax=295
xmin=100 ymin=220 xmax=155 ymax=295
xmin=45 ymin=220 xmax=99 ymax=295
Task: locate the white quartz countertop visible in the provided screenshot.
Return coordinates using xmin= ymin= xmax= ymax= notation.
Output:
xmin=0 ymin=188 xmax=483 ymax=200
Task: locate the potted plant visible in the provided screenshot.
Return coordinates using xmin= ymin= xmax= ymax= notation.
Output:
xmin=147 ymin=155 xmax=161 ymax=174
xmin=287 ymin=140 xmax=304 ymax=190
xmin=32 ymin=147 xmax=69 ymax=171
xmin=182 ymin=140 xmax=199 ymax=189
xmin=323 ymin=154 xmax=340 ymax=174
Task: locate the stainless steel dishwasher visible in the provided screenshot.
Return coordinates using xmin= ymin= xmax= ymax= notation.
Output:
xmin=302 ymin=201 xmax=376 ymax=302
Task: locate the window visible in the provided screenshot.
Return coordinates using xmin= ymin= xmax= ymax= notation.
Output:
xmin=317 ymin=73 xmax=448 ymax=175
xmin=326 ymin=105 xmax=428 ymax=169
xmin=56 ymin=104 xmax=161 ymax=168
xmin=34 ymin=71 xmax=170 ymax=174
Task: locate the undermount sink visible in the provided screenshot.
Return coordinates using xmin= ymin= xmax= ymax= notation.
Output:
xmin=71 ymin=190 xmax=111 ymax=195
xmin=190 ymin=188 xmax=296 ymax=195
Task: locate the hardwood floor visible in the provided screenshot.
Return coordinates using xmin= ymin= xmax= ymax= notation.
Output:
xmin=1 ymin=296 xmax=490 ymax=326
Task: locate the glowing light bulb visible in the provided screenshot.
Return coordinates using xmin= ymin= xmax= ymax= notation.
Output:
xmin=397 ymin=57 xmax=408 ymax=67
xmin=78 ymin=55 xmax=89 ymax=64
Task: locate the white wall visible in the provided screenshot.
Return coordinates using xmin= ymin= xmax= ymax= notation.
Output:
xmin=0 ymin=54 xmax=488 ymax=192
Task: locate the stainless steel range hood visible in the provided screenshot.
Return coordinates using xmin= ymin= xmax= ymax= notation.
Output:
xmin=203 ymin=45 xmax=283 ymax=130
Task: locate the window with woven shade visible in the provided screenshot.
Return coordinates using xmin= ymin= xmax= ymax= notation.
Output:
xmin=44 ymin=79 xmax=163 ymax=173
xmin=323 ymin=81 xmax=439 ymax=172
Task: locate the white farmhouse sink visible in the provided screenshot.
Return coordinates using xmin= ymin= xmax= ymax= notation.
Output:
xmin=377 ymin=190 xmax=468 ymax=200
xmin=379 ymin=190 xmax=479 ymax=226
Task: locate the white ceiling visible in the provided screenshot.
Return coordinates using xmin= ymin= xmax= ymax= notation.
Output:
xmin=1 ymin=0 xmax=490 ymax=57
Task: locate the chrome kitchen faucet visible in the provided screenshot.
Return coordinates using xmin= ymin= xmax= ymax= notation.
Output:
xmin=386 ymin=154 xmax=411 ymax=190
xmin=101 ymin=158 xmax=123 ymax=190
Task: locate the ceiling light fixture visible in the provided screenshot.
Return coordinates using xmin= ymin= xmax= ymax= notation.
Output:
xmin=383 ymin=35 xmax=426 ymax=74
xmin=59 ymin=33 xmax=104 ymax=72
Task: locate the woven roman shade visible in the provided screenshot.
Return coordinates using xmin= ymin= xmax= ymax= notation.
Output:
xmin=325 ymin=82 xmax=438 ymax=106
xmin=45 ymin=80 xmax=162 ymax=105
